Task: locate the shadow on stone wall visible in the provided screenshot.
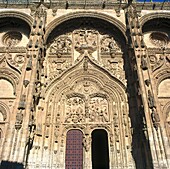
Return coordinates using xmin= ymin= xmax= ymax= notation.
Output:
xmin=0 ymin=161 xmax=24 ymax=169
xmin=124 ymin=11 xmax=154 ymax=168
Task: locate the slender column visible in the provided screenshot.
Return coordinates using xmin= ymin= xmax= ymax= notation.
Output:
xmin=83 ymin=134 xmax=92 ymax=169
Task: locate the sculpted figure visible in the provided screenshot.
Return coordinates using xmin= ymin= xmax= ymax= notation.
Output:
xmin=148 ymin=90 xmax=155 ymax=108
xmin=54 ymin=126 xmax=60 ymax=142
xmin=16 ymin=112 xmax=23 ymax=125
xmin=141 ymin=55 xmax=148 ymax=70
xmin=151 ymin=108 xmax=160 ymax=130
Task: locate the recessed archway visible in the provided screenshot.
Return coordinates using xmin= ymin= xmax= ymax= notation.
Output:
xmin=92 ymin=129 xmax=109 ymax=169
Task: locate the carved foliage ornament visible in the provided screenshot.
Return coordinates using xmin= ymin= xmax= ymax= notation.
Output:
xmin=0 ymin=53 xmax=25 ymax=72
xmin=49 ymin=35 xmax=72 ymax=56
xmin=149 ymin=54 xmax=170 ymax=72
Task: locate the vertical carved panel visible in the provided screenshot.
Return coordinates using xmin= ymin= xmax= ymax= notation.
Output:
xmin=65 ymin=97 xmax=85 ymax=123
xmin=89 ymin=97 xmax=109 ymax=122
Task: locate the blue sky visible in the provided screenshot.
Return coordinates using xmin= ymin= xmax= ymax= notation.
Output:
xmin=137 ymin=0 xmax=170 ymax=2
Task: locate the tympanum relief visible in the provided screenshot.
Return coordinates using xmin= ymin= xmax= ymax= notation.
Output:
xmin=46 ymin=28 xmax=125 ymax=84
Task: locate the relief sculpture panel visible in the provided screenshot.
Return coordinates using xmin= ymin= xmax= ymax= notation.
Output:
xmin=63 ymin=80 xmax=109 ymax=124
xmin=46 ymin=28 xmax=126 ymax=84
xmin=65 ymin=97 xmax=85 ymax=123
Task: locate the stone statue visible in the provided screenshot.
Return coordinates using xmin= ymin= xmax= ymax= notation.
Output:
xmin=151 ymin=108 xmax=160 ymax=130
xmin=141 ymin=55 xmax=148 ymax=70
xmin=15 ymin=112 xmax=23 ymax=130
xmin=16 ymin=112 xmax=23 ymax=125
xmin=148 ymin=90 xmax=155 ymax=108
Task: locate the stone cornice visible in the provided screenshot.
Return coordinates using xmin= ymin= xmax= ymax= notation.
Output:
xmin=0 ymin=2 xmax=169 ymax=10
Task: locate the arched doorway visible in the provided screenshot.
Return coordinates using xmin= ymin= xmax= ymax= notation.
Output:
xmin=92 ymin=129 xmax=109 ymax=169
xmin=65 ymin=129 xmax=83 ymax=169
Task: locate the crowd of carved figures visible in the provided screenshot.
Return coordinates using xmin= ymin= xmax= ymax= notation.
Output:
xmin=64 ymin=96 xmax=109 ymax=123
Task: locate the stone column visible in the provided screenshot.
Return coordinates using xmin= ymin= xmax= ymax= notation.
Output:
xmin=83 ymin=134 xmax=92 ymax=169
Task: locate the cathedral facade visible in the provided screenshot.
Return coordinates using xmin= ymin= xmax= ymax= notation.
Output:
xmin=0 ymin=0 xmax=170 ymax=169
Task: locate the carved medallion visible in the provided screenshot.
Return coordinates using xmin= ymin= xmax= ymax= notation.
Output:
xmin=149 ymin=32 xmax=169 ymax=48
xmin=14 ymin=54 xmax=25 ymax=64
xmin=2 ymin=31 xmax=22 ymax=47
xmin=49 ymin=36 xmax=72 ymax=56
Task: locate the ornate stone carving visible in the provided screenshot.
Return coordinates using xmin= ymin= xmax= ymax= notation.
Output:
xmin=0 ymin=53 xmax=25 ymax=73
xmin=141 ymin=55 xmax=148 ymax=70
xmin=88 ymin=97 xmax=109 ymax=122
xmin=18 ymin=94 xmax=26 ymax=109
xmin=151 ymin=108 xmax=160 ymax=130
xmin=46 ymin=28 xmax=124 ymax=85
xmin=100 ymin=35 xmax=120 ymax=55
xmin=26 ymin=57 xmax=32 ymax=71
xmin=151 ymin=55 xmax=164 ymax=72
xmin=65 ymin=97 xmax=85 ymax=123
xmin=83 ymin=56 xmax=88 ymax=71
xmin=14 ymin=54 xmax=25 ymax=64
xmin=48 ymin=58 xmax=71 ymax=75
xmin=149 ymin=32 xmax=169 ymax=48
xmin=82 ymin=135 xmax=91 ymax=152
xmin=54 ymin=126 xmax=60 ymax=143
xmin=148 ymin=90 xmax=155 ymax=109
xmin=74 ymin=29 xmax=98 ymax=54
xmin=145 ymin=79 xmax=150 ymax=86
xmin=103 ymin=58 xmax=126 ymax=84
xmin=15 ymin=111 xmax=23 ymax=130
xmin=33 ymin=80 xmax=42 ymax=106
xmin=114 ymin=126 xmax=120 ymax=142
xmin=2 ymin=31 xmax=22 ymax=47
xmin=23 ymin=80 xmax=30 ymax=88
xmin=49 ymin=36 xmax=72 ymax=56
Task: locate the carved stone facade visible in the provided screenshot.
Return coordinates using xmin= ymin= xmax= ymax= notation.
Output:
xmin=0 ymin=1 xmax=170 ymax=169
